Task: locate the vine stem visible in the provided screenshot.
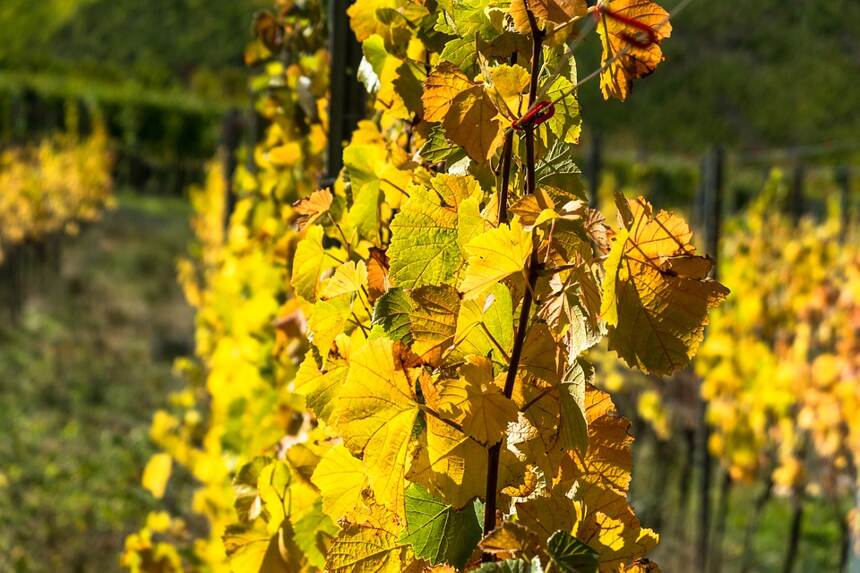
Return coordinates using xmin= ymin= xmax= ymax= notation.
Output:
xmin=496 ymin=52 xmax=517 ymax=224
xmin=481 ymin=4 xmax=545 ymax=559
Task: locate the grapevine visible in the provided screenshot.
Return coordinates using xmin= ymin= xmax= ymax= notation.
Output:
xmin=0 ymin=127 xmax=113 ymax=261
xmin=127 ymin=1 xmax=730 ymax=572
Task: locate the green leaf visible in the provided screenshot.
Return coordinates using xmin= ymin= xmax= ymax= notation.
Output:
xmin=475 ymin=557 xmax=545 ymax=573
xmin=418 ymin=125 xmax=468 ymax=166
xmin=440 ymin=36 xmax=478 ymax=74
xmin=536 ymin=142 xmax=586 ymax=198
xmin=388 ymin=173 xmax=482 ymax=289
xmin=233 ymin=456 xmax=273 ymax=523
xmin=293 ymin=501 xmax=339 ymax=569
xmin=400 ymin=483 xmax=482 ymax=568
xmin=372 ymin=288 xmax=414 ymax=344
xmin=546 ymin=530 xmax=598 ymax=573
xmin=360 ymin=35 xmax=388 ymax=93
xmin=349 ymin=180 xmax=382 ymax=242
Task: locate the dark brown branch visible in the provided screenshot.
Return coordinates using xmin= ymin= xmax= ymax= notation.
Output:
xmin=496 ymin=52 xmax=517 ymax=225
xmin=482 ymin=5 xmax=545 ymax=560
xmin=497 ymin=133 xmax=515 ymax=224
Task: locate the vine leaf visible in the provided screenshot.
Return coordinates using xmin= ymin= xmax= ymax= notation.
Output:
xmin=444 ymin=85 xmax=507 ymax=162
xmin=331 ymin=337 xmax=420 ymax=513
xmin=480 ymin=522 xmax=542 ymax=562
xmin=291 ymin=226 xmax=330 ymax=302
xmin=400 ymin=483 xmax=483 ymax=569
xmin=454 ymin=283 xmax=514 ymax=362
xmin=422 ymin=62 xmax=528 ymax=162
xmin=475 ymin=558 xmax=546 ymax=572
xmin=408 ymin=414 xmax=490 ymax=509
xmin=223 ymin=521 xmax=301 ymax=573
xmin=509 ymin=0 xmax=587 ymax=34
xmin=373 ymin=288 xmax=414 ymax=344
xmin=596 ymin=0 xmax=672 ymax=101
xmin=601 ymin=196 xmax=729 ymax=375
xmin=388 ymin=173 xmax=483 ymax=289
xmin=292 ymin=501 xmax=339 ymax=569
xmin=293 ymin=188 xmax=333 ymax=231
xmin=141 ymin=453 xmax=172 ymax=500
xmin=559 ymin=387 xmax=660 ymax=570
xmin=232 ymin=456 xmax=272 ymax=524
xmin=321 ymin=261 xmax=369 ymax=300
xmin=557 ymin=359 xmax=591 ymax=455
xmin=325 ymin=500 xmax=414 ymax=573
xmin=410 ymin=285 xmax=461 ymax=365
xmin=294 ymin=354 xmax=347 ymax=421
xmin=307 ymin=295 xmax=352 ymax=363
xmin=438 ymin=356 xmax=518 ymax=444
xmin=310 ymin=445 xmax=368 ymax=522
xmin=460 ymin=218 xmax=533 ymax=300
xmin=546 ymin=530 xmax=598 ymax=573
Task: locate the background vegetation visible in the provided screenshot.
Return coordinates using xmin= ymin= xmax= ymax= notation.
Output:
xmin=0 ymin=0 xmax=858 ymax=571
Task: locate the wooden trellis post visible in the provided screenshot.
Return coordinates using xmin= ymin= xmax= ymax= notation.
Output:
xmin=325 ymin=0 xmax=365 ymax=185
xmin=696 ymin=145 xmax=724 ymax=571
xmin=587 ymin=132 xmax=602 ymax=209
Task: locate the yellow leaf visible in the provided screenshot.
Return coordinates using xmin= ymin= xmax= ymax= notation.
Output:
xmin=141 ymin=453 xmax=172 ymax=499
xmin=332 ymin=337 xmax=419 ymax=513
xmin=437 ymin=356 xmax=518 ymax=444
xmin=596 ymin=0 xmax=672 ymax=101
xmin=326 ymin=501 xmax=414 ymax=573
xmin=311 ymin=445 xmax=368 ymax=521
xmin=321 ymin=261 xmax=369 ymax=300
xmin=484 ymin=64 xmax=531 ymax=122
xmin=601 ymin=196 xmax=729 ymax=374
xmin=408 ymin=415 xmax=488 ymax=509
xmin=268 ymin=142 xmax=302 ymax=167
xmin=422 ymin=62 xmax=514 ymax=161
xmin=410 ymin=285 xmax=461 ymax=364
xmin=460 ymin=218 xmax=533 ymax=300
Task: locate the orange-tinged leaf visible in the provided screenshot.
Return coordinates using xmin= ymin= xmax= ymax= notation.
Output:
xmin=596 ymin=0 xmax=672 ymax=101
xmin=479 ymin=521 xmax=542 ymax=561
xmin=423 ymin=63 xmax=477 ymax=122
xmin=601 ymin=196 xmax=729 ymax=375
xmin=293 ymin=188 xmax=333 ymax=231
xmin=367 ymin=247 xmax=391 ymax=301
xmin=510 ymin=0 xmax=588 ymax=34
xmin=443 ymin=85 xmax=507 ymax=162
xmin=560 ymin=386 xmax=660 ymax=571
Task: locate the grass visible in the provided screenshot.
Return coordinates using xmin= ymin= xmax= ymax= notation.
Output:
xmin=629 ymin=429 xmax=849 ymax=572
xmin=0 ymin=190 xmax=194 ymax=572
